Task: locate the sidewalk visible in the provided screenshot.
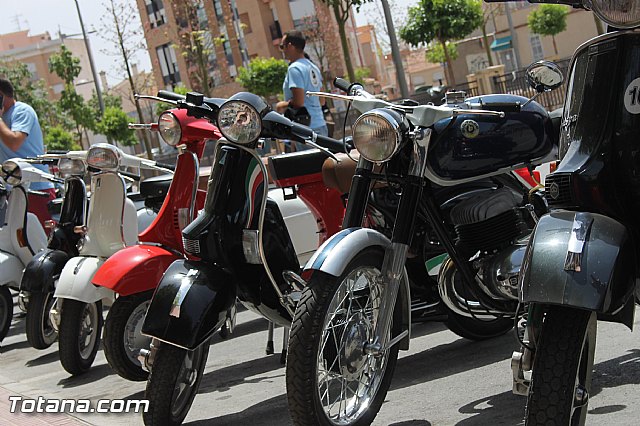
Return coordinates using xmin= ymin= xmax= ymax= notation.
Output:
xmin=0 ymin=385 xmax=87 ymax=426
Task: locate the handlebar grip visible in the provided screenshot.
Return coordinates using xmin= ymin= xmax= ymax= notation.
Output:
xmin=157 ymin=90 xmax=186 ymax=102
xmin=156 ymin=162 xmax=176 ymax=171
xmin=482 ymin=102 xmax=521 ymax=113
xmin=334 ymin=77 xmax=352 ymax=92
xmin=316 ymin=135 xmax=352 ymax=153
xmin=46 ymin=150 xmax=69 ymax=155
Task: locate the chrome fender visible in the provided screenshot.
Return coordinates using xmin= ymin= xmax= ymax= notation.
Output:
xmin=303 ymin=227 xmax=411 ymax=349
xmin=54 ymin=256 xmax=114 ymax=304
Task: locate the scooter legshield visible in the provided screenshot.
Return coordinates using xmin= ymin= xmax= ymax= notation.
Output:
xmin=20 ymin=249 xmax=69 ymax=293
xmin=521 ymin=210 xmax=635 ymax=324
xmin=0 ymin=251 xmax=25 ymax=289
xmin=141 ymin=259 xmax=236 ymax=350
xmin=91 ymin=244 xmax=181 ymax=296
xmin=55 ymin=256 xmax=114 ymax=303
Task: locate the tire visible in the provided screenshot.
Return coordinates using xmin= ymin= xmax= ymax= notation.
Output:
xmin=286 ymin=248 xmax=402 ymax=426
xmin=104 ymin=291 xmax=152 ymax=381
xmin=26 ymin=292 xmax=58 ymax=349
xmin=525 ymin=306 xmax=597 ymax=426
xmin=445 ymin=309 xmax=514 ymax=341
xmin=0 ymin=286 xmax=13 ymax=342
xmin=58 ymin=299 xmax=103 ymax=375
xmin=143 ymin=339 xmax=210 ymax=426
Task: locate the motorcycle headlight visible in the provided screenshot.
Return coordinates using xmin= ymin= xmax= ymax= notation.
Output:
xmin=58 ymin=158 xmax=85 ymax=178
xmin=217 ymin=100 xmax=262 ymax=144
xmin=352 ymin=109 xmax=405 ymax=163
xmin=87 ymin=144 xmax=120 ymax=171
xmin=588 ymin=0 xmax=640 ymax=28
xmin=158 ymin=111 xmax=182 ymax=146
xmin=1 ymin=160 xmax=22 ymax=185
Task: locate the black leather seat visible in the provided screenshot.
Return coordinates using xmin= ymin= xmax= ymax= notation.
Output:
xmin=140 ymin=174 xmax=173 ymax=199
xmin=267 ymin=149 xmax=328 ymax=183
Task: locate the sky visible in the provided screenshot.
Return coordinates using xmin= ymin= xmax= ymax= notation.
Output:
xmin=2 ymin=0 xmax=420 ymax=87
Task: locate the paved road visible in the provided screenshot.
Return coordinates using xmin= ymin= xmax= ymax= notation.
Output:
xmin=1 ymin=293 xmax=639 ymax=425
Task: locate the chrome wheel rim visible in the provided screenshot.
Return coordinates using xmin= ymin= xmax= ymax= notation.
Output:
xmin=123 ymin=300 xmax=151 ymax=367
xmin=78 ymin=302 xmax=99 ymax=359
xmin=171 ymin=346 xmax=203 ymax=417
xmin=41 ymin=294 xmax=57 ymax=346
xmin=316 ymin=266 xmax=388 ymax=425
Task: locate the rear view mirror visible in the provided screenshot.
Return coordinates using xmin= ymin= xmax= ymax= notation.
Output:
xmin=526 ymin=61 xmax=564 ymax=93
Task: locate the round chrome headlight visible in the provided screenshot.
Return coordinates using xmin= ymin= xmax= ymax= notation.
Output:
xmin=352 ymin=109 xmax=404 ymax=163
xmin=589 ymin=0 xmax=640 ymax=28
xmin=87 ymin=144 xmax=120 ymax=171
xmin=1 ymin=160 xmax=22 ymax=185
xmin=217 ymin=100 xmax=262 ymax=144
xmin=158 ymin=111 xmax=182 ymax=146
xmin=58 ymin=158 xmax=86 ymax=178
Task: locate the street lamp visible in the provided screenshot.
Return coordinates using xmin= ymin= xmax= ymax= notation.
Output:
xmin=73 ymin=0 xmax=104 ymax=115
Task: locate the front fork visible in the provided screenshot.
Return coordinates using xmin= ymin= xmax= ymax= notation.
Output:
xmin=367 ymin=130 xmax=431 ymax=354
xmin=511 ymin=303 xmax=544 ymax=395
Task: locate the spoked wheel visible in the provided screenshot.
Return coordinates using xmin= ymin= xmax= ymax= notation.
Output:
xmin=58 ymin=299 xmax=103 ymax=375
xmin=0 ymin=286 xmax=13 ymax=342
xmin=525 ymin=306 xmax=597 ymax=426
xmin=287 ymin=248 xmax=401 ymax=426
xmin=104 ymin=291 xmax=152 ymax=381
xmin=26 ymin=292 xmax=58 ymax=349
xmin=143 ymin=339 xmax=210 ymax=426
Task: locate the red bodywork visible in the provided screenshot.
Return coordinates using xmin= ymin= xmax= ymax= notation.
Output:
xmin=92 ymin=109 xmax=220 ymax=295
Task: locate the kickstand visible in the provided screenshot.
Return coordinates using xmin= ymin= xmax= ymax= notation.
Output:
xmin=266 ymin=321 xmax=274 ymax=355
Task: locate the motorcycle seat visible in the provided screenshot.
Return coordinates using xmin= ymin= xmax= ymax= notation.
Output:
xmin=268 ymin=149 xmax=328 ymax=187
xmin=322 ymin=151 xmax=385 ymax=194
xmin=140 ymin=174 xmax=173 ymax=199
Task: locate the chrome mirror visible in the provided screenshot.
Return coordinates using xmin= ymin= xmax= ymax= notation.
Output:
xmin=526 ymin=61 xmax=564 ymax=93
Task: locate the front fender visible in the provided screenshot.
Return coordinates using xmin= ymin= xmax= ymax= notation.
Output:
xmin=91 ymin=245 xmax=181 ymax=296
xmin=20 ymin=249 xmax=69 ymax=293
xmin=521 ymin=211 xmax=635 ymax=318
xmin=141 ymin=260 xmax=237 ymax=350
xmin=55 ymin=256 xmax=114 ymax=303
xmin=304 ymin=227 xmax=411 ymax=350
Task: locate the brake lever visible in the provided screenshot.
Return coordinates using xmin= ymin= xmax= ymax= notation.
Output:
xmin=303 ymin=132 xmax=340 ymax=163
xmin=134 ymin=94 xmax=178 ymax=105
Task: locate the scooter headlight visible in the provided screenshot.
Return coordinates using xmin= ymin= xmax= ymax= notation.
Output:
xmin=0 ymin=160 xmax=22 ymax=185
xmin=588 ymin=0 xmax=640 ymax=28
xmin=58 ymin=158 xmax=86 ymax=178
xmin=87 ymin=144 xmax=120 ymax=171
xmin=158 ymin=111 xmax=182 ymax=146
xmin=352 ymin=109 xmax=405 ymax=163
xmin=217 ymin=100 xmax=262 ymax=144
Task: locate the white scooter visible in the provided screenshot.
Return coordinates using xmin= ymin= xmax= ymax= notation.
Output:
xmin=0 ymin=159 xmax=56 ymax=342
xmin=48 ymin=143 xmax=172 ymax=375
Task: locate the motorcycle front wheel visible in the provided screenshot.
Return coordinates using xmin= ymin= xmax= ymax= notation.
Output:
xmin=0 ymin=285 xmax=13 ymax=342
xmin=58 ymin=299 xmax=103 ymax=375
xmin=525 ymin=306 xmax=596 ymax=426
xmin=286 ymin=248 xmax=401 ymax=426
xmin=143 ymin=339 xmax=210 ymax=426
xmin=104 ymin=290 xmax=152 ymax=381
xmin=26 ymin=292 xmax=58 ymax=349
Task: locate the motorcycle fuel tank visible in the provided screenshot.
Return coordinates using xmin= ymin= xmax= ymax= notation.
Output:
xmin=428 ymin=94 xmax=554 ymax=184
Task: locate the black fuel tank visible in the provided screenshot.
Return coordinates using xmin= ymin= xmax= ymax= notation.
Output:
xmin=428 ymin=94 xmax=554 ymax=183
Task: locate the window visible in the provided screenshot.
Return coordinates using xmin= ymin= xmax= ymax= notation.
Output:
xmin=156 ymin=44 xmax=181 ymax=87
xmin=240 ymin=13 xmax=252 ymax=34
xmin=145 ymin=0 xmax=166 ymax=28
xmin=498 ymin=49 xmax=517 ymax=73
xmin=530 ymin=34 xmax=544 ymax=62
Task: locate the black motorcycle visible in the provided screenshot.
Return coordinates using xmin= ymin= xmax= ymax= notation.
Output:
xmin=138 ymin=92 xmax=347 ymax=425
xmin=284 ymin=75 xmax=561 ymax=425
xmin=487 ymin=1 xmax=640 ymax=424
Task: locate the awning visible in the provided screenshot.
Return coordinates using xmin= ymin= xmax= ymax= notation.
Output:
xmin=490 ymin=36 xmax=512 ymax=52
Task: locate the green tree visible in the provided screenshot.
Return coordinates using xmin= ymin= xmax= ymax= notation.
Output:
xmin=237 ymin=57 xmax=289 ymax=98
xmin=400 ymin=0 xmax=483 ymax=86
xmin=95 ymin=106 xmax=137 ymax=146
xmin=426 ymin=42 xmax=458 ymax=65
xmin=48 ymin=45 xmax=96 ymax=145
xmin=318 ymin=0 xmax=373 ymax=82
xmin=354 ymin=67 xmax=371 ymax=82
xmin=44 ymin=126 xmax=79 ymax=151
xmin=528 ymin=4 xmax=569 ymax=56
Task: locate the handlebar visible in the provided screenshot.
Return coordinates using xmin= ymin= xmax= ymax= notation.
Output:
xmin=157 ymin=90 xmax=185 ymax=102
xmin=155 ymin=162 xmax=176 ymax=172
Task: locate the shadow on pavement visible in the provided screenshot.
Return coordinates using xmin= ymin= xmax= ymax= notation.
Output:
xmin=389 ymin=421 xmax=432 ymax=426
xmin=57 ymin=363 xmax=114 ymax=388
xmin=0 ymin=339 xmax=31 ymax=353
xmin=209 ymin=317 xmax=271 ymax=345
xmin=198 ymin=355 xmax=284 ymax=394
xmin=184 ymin=394 xmax=291 ymax=426
xmin=456 ymin=390 xmax=524 ymax=425
xmin=25 ymin=350 xmax=59 ymax=367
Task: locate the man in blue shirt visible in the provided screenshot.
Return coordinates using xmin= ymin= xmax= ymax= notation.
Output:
xmin=276 ymin=30 xmax=327 ymax=150
xmin=0 ymin=78 xmax=54 ymax=226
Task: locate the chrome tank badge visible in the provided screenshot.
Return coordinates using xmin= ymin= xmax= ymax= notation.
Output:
xmin=460 ymin=119 xmax=480 ymax=139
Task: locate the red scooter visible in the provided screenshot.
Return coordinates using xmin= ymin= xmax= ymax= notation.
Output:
xmin=91 ymin=93 xmax=219 ymax=381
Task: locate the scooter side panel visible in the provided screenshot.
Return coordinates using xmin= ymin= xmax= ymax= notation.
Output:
xmin=20 ymin=249 xmax=69 ymax=293
xmin=0 ymin=252 xmax=25 ymax=288
xmin=55 ymin=256 xmax=114 ymax=303
xmin=142 ymin=259 xmax=236 ymax=350
xmin=92 ymin=245 xmax=180 ymax=296
xmin=521 ymin=211 xmax=635 ymax=318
